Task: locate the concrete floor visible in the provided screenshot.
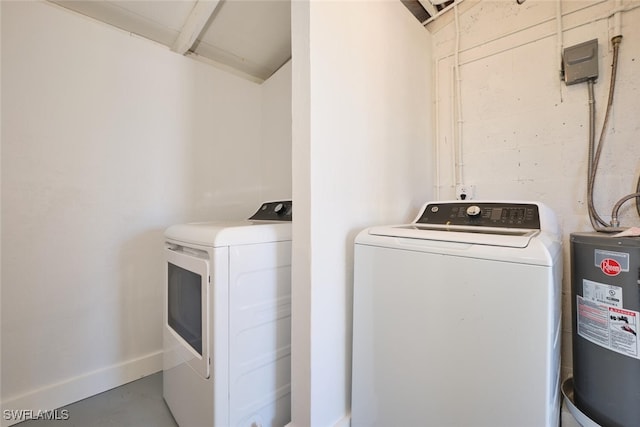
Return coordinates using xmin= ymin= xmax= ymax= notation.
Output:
xmin=14 ymin=371 xmax=586 ymax=427
xmin=17 ymin=373 xmax=177 ymax=427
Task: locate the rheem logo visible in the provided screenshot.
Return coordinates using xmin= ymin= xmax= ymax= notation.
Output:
xmin=600 ymin=258 xmax=622 ymax=276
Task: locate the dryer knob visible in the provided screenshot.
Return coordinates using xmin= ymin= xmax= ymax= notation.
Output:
xmin=466 ymin=205 xmax=482 ymax=217
xmin=274 ymin=203 xmax=285 ymax=215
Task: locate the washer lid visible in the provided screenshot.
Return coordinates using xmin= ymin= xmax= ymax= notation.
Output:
xmin=368 ymin=224 xmax=539 ymax=248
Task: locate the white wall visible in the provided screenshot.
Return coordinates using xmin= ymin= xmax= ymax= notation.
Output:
xmin=261 ymin=60 xmax=293 ymax=202
xmin=1 ymin=0 xmax=291 ymax=419
xmin=291 ymin=1 xmax=432 ymax=425
xmin=428 ymin=0 xmax=640 ymax=379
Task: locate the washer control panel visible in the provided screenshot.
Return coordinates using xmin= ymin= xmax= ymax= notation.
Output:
xmin=248 ymin=200 xmax=292 ymax=221
xmin=416 ymin=202 xmax=540 ymax=229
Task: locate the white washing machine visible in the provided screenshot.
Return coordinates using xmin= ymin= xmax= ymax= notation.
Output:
xmin=163 ymin=201 xmax=292 ymax=427
xmin=351 ymin=201 xmax=563 ymax=427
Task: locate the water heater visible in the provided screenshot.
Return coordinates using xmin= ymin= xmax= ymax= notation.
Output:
xmin=571 ymin=232 xmax=640 ymax=427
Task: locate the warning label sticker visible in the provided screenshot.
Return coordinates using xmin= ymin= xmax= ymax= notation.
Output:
xmin=610 ymin=307 xmax=639 ymax=357
xmin=577 ymin=295 xmax=639 ymax=359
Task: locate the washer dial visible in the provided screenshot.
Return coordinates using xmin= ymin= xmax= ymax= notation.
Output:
xmin=466 ymin=205 xmax=482 ymax=217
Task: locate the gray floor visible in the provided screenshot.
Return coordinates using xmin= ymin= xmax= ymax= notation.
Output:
xmin=17 ymin=373 xmax=177 ymax=427
xmin=13 ymin=371 xmax=584 ymax=427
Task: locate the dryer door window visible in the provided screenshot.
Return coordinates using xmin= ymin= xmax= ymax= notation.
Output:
xmin=165 ymin=246 xmax=210 ymax=379
xmin=168 ymin=263 xmax=203 ymax=355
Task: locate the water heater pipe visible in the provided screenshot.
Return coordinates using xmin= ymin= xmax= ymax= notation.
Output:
xmin=603 ymin=2 xmax=640 ymax=226
xmin=587 ymin=31 xmax=639 ymax=231
xmin=587 ymin=80 xmax=608 ymax=228
xmin=612 ymin=192 xmax=640 ymax=227
xmin=587 ymin=36 xmax=623 ymax=231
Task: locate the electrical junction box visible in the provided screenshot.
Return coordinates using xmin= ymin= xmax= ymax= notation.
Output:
xmin=563 ymin=38 xmax=598 ymax=85
xmin=456 ymin=184 xmax=475 ymax=200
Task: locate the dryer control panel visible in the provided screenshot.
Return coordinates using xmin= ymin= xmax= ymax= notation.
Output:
xmin=248 ymin=200 xmax=292 ymax=221
xmin=416 ymin=202 xmax=540 ymax=229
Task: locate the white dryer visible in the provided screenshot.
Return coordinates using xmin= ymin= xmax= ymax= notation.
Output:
xmin=163 ymin=201 xmax=292 ymax=427
xmin=351 ymin=201 xmax=563 ymax=427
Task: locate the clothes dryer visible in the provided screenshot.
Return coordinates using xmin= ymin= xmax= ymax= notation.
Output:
xmin=163 ymin=201 xmax=292 ymax=427
xmin=351 ymin=201 xmax=562 ymax=427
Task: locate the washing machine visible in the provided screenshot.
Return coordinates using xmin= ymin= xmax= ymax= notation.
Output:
xmin=351 ymin=201 xmax=563 ymax=427
xmin=163 ymin=200 xmax=292 ymax=427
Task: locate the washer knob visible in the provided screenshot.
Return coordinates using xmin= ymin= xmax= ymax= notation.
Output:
xmin=466 ymin=205 xmax=482 ymax=217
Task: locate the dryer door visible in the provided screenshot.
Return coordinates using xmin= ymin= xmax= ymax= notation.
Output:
xmin=165 ymin=245 xmax=210 ymax=379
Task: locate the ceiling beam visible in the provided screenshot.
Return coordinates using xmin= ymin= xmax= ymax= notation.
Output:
xmin=418 ymin=0 xmax=438 ymax=18
xmin=172 ymin=0 xmax=222 ymax=54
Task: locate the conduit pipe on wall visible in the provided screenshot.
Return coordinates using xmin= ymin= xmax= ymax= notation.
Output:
xmin=453 ymin=0 xmax=464 ymax=188
xmin=556 ymin=0 xmax=563 ymax=101
xmin=434 ymin=73 xmax=441 ymax=199
xmin=450 ymin=65 xmax=457 ymax=190
xmin=430 ymin=0 xmax=639 ymax=200
xmin=431 ymin=0 xmax=606 ymax=198
xmin=453 ymin=2 xmax=640 ymax=69
xmin=613 ymin=0 xmax=622 ymax=37
xmin=432 ymin=1 xmax=608 ymax=68
xmin=428 ymin=0 xmax=632 ymax=72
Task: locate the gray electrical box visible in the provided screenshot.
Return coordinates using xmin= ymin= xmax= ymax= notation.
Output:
xmin=563 ymin=39 xmax=598 ymax=85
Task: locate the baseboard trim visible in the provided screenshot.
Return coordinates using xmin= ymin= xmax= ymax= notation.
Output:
xmin=1 ymin=350 xmax=162 ymax=427
xmin=333 ymin=413 xmax=351 ymax=427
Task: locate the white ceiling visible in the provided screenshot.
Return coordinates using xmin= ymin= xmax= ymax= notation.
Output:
xmin=50 ymin=0 xmax=292 ymax=82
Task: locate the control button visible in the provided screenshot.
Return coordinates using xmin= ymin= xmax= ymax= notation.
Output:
xmin=466 ymin=205 xmax=482 ymax=217
xmin=274 ymin=203 xmax=285 ymax=215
